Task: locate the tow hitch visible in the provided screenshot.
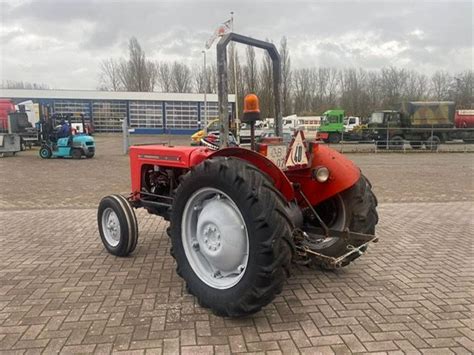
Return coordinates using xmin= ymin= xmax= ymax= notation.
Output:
xmin=294 ymin=227 xmax=378 ymax=268
xmin=295 ymin=187 xmax=378 ymax=268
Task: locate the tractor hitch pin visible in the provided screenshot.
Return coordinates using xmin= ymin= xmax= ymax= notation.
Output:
xmin=297 ymin=188 xmax=330 ymax=237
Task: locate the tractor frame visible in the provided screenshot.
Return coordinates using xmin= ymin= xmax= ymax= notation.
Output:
xmin=98 ymin=33 xmax=379 ymax=317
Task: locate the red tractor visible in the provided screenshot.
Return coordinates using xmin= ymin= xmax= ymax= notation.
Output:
xmin=98 ymin=34 xmax=378 ymax=317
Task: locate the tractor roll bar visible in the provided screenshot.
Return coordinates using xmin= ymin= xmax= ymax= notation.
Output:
xmin=216 ymin=33 xmax=282 ymax=148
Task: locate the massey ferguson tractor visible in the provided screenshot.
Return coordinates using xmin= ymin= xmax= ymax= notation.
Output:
xmin=97 ymin=33 xmax=378 ymax=317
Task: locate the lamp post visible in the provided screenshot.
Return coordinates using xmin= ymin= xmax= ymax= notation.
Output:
xmin=202 ymin=50 xmax=208 ymax=131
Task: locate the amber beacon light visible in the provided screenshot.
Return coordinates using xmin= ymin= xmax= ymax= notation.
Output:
xmin=242 ymin=94 xmax=261 ymax=151
xmin=242 ymin=94 xmax=261 ymax=123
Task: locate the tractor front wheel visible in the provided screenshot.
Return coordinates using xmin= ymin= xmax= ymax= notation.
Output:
xmin=309 ymin=175 xmax=378 ymax=269
xmin=169 ymin=157 xmax=292 ymax=317
xmin=98 ymin=195 xmax=139 ymax=256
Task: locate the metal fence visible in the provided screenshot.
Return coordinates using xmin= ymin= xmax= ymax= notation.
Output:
xmin=329 ymin=140 xmax=474 ymax=153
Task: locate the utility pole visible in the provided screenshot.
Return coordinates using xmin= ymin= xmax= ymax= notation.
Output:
xmin=202 ymin=50 xmax=208 ymax=131
xmin=230 ymin=11 xmax=240 ymax=143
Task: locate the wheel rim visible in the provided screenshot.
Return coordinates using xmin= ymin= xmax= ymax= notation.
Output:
xmin=181 ymin=187 xmax=249 ymax=290
xmin=101 ymin=207 xmax=121 ymax=247
xmin=313 ymin=194 xmax=347 ymax=248
xmin=40 ymin=148 xmax=48 ymax=158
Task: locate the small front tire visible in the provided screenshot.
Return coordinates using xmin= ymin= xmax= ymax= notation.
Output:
xmin=98 ymin=195 xmax=139 ymax=256
xmin=39 ymin=146 xmax=52 ymax=159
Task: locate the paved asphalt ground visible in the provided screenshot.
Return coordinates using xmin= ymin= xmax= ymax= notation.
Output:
xmin=0 ymin=135 xmax=472 ymax=354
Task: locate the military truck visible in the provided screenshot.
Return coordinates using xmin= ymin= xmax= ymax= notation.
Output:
xmin=368 ymin=101 xmax=474 ymax=149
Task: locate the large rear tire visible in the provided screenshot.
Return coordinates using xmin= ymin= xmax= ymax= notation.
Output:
xmin=307 ymin=175 xmax=378 ymax=269
xmin=98 ymin=195 xmax=138 ymax=256
xmin=169 ymin=157 xmax=292 ymax=317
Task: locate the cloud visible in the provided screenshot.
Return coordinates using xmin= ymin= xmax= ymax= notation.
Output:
xmin=1 ymin=0 xmax=472 ymax=89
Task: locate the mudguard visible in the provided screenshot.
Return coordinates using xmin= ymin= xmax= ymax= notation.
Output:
xmin=129 ymin=143 xmax=360 ymax=207
xmin=284 ymin=143 xmax=360 ymax=206
xmin=208 ymin=147 xmax=296 ymax=201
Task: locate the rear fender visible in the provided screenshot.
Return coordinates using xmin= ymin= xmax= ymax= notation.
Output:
xmin=208 ymin=147 xmax=295 ymax=201
xmin=285 ymin=143 xmax=360 ymax=206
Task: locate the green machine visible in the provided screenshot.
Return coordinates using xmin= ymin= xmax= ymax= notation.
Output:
xmin=317 ymin=109 xmax=345 ymax=143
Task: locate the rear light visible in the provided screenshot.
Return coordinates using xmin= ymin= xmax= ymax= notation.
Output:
xmin=257 ymin=143 xmax=268 ymax=156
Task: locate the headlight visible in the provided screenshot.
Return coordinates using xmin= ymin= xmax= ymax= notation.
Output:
xmin=312 ymin=166 xmax=330 ymax=183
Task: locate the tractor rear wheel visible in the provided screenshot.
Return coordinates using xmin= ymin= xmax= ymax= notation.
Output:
xmin=308 ymin=175 xmax=378 ymax=269
xmin=98 ymin=195 xmax=138 ymax=256
xmin=169 ymin=157 xmax=292 ymax=317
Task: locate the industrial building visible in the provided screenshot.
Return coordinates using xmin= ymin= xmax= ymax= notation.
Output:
xmin=0 ymin=89 xmax=235 ymax=134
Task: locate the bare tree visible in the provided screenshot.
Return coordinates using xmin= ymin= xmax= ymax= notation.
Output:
xmin=280 ymin=36 xmax=292 ymax=115
xmin=451 ymin=70 xmax=474 ymax=108
xmin=259 ymin=45 xmax=274 ymax=119
xmin=293 ymin=68 xmax=312 ymax=114
xmin=98 ymin=59 xmax=122 ymax=91
xmin=339 ymin=68 xmax=364 ymax=116
xmin=430 ymin=70 xmax=452 ymax=101
xmin=243 ymin=45 xmax=258 ymax=93
xmin=157 ymin=62 xmax=172 ymax=92
xmin=207 ymin=63 xmax=218 ymax=94
xmin=194 ymin=64 xmax=206 ymax=93
xmin=171 ymin=62 xmax=192 ymax=93
xmin=379 ymin=66 xmax=409 ymax=108
xmin=1 ymin=80 xmax=50 ymax=89
xmin=404 ymin=70 xmax=428 ymax=101
xmin=111 ymin=37 xmax=157 ymax=92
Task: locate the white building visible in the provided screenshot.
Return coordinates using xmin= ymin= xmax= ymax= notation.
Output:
xmin=0 ymin=89 xmax=235 ymax=134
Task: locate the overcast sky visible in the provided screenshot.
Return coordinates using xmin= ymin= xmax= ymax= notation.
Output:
xmin=1 ymin=0 xmax=472 ymax=90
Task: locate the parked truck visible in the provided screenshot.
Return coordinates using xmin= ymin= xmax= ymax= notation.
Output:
xmin=368 ymin=101 xmax=474 ymax=149
xmin=455 ymin=109 xmax=474 ymax=129
xmin=0 ymin=99 xmax=16 ymax=132
xmin=316 ymin=109 xmax=345 ymax=143
xmin=317 ymin=110 xmax=365 ymax=143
